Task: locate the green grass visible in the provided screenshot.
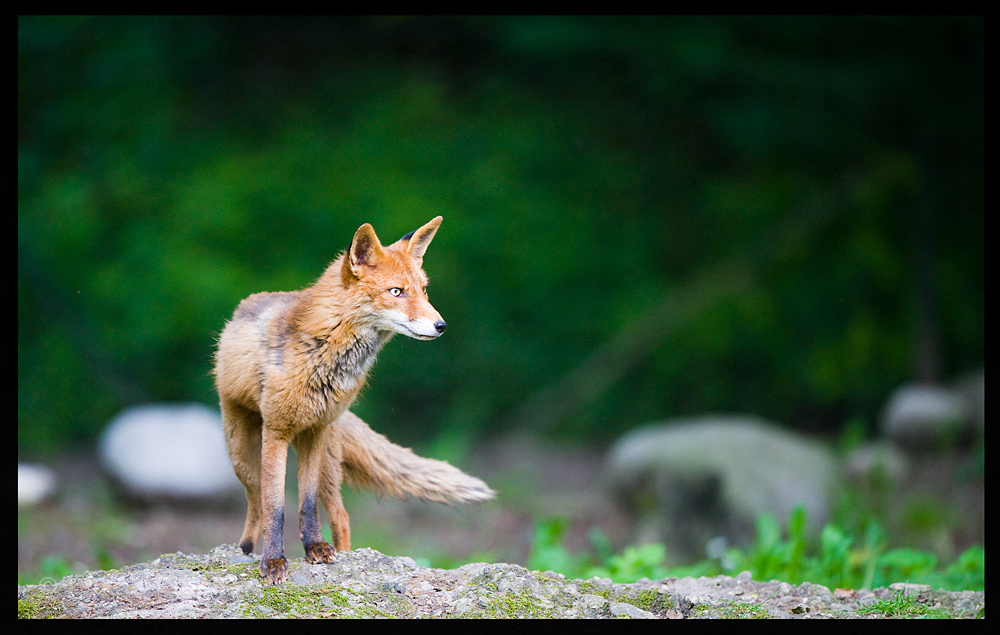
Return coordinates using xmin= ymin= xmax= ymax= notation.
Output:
xmin=524 ymin=508 xmax=984 ymax=592
xmin=857 ymin=588 xmax=953 ymax=619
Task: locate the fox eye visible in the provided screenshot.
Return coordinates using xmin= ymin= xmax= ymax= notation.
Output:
xmin=388 ymin=287 xmax=404 ymax=297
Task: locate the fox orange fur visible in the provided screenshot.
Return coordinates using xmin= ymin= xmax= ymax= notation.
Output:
xmin=213 ymin=217 xmax=494 ymax=584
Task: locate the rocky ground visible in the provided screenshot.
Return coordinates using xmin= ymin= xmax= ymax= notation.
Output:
xmin=18 ymin=434 xmax=984 ymax=619
xmin=18 ymin=544 xmax=985 ymax=619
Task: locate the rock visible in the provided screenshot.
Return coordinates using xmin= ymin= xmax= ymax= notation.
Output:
xmin=98 ymin=403 xmax=241 ymax=501
xmin=844 ymin=442 xmax=910 ymax=482
xmin=18 ymin=464 xmax=57 ymax=506
xmin=16 ymin=545 xmax=985 ymax=619
xmin=954 ymin=370 xmax=984 ymax=434
xmin=888 ymin=582 xmax=932 ymax=599
xmin=609 ymin=601 xmax=656 ymax=618
xmin=880 ymin=384 xmax=967 ymax=451
xmin=605 ymin=415 xmax=840 ymax=562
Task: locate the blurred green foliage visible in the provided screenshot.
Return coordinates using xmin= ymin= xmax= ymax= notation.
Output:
xmin=18 ymin=17 xmax=983 ymax=454
xmin=527 ymin=511 xmax=984 ymax=592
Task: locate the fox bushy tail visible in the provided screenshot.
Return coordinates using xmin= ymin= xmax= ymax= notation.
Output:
xmin=334 ymin=411 xmax=496 ymax=503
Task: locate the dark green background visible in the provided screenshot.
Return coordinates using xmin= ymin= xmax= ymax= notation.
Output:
xmin=18 ymin=16 xmax=984 ymax=456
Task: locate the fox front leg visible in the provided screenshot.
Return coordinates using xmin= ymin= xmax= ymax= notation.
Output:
xmin=295 ymin=425 xmax=336 ymax=564
xmin=259 ymin=427 xmax=290 ymax=584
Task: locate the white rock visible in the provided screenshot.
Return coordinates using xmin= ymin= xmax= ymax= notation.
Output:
xmin=18 ymin=463 xmax=57 ymax=506
xmin=99 ymin=403 xmax=241 ymax=499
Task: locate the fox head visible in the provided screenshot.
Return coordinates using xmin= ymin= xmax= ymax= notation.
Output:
xmin=340 ymin=216 xmax=447 ymax=340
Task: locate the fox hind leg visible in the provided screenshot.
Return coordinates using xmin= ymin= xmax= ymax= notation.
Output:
xmin=221 ymin=399 xmax=264 ymax=555
xmin=319 ymin=420 xmax=351 ymax=552
xmin=320 ymin=475 xmax=351 ymax=553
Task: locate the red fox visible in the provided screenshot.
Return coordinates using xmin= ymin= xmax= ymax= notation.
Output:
xmin=213 ymin=217 xmax=494 ymax=584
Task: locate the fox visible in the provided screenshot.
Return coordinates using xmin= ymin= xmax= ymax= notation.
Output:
xmin=213 ymin=216 xmax=495 ymax=584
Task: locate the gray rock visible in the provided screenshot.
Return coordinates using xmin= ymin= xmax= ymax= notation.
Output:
xmin=880 ymin=384 xmax=967 ymax=451
xmin=605 ymin=415 xmax=840 ymax=562
xmin=954 ymin=370 xmax=984 ymax=434
xmin=845 ymin=442 xmax=910 ymax=482
xmin=610 ymin=601 xmax=656 ymax=618
xmin=99 ymin=403 xmax=241 ymax=500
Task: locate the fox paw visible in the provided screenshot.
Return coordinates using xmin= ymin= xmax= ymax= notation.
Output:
xmin=304 ymin=541 xmax=336 ymax=564
xmin=260 ymin=556 xmax=288 ymax=584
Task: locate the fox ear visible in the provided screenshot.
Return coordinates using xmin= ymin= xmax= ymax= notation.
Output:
xmin=402 ymin=216 xmax=442 ymax=261
xmin=347 ymin=223 xmax=385 ymax=276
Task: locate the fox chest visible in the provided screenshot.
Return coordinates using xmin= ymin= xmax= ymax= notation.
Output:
xmin=265 ymin=333 xmax=384 ymax=426
xmin=306 ymin=335 xmax=381 ymax=403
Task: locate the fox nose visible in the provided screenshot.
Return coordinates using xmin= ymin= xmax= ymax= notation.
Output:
xmin=434 ymin=320 xmax=448 ymax=334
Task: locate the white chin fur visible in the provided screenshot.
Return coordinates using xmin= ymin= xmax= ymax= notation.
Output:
xmin=393 ymin=320 xmax=441 ymax=340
